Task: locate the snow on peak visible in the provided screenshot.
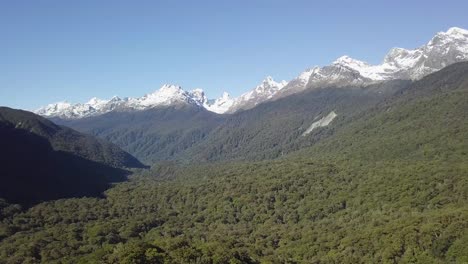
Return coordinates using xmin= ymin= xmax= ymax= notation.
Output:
xmin=37 ymin=26 xmax=468 ymax=117
xmin=86 ymin=97 xmax=110 ymax=109
xmin=189 ymin=88 xmax=208 ymax=105
xmin=220 ymin=91 xmax=230 ymax=99
xmin=295 ymin=67 xmax=319 ymax=84
xmin=258 ymin=76 xmax=287 ymax=91
xmin=159 ymin=84 xmax=182 ymax=92
xmin=204 ymin=92 xmax=235 ymax=114
xmin=224 ymin=76 xmax=288 ymax=113
xmin=331 ymin=55 xmax=381 ymax=79
xmin=87 ymin=97 xmax=103 ymax=105
xmin=333 ymin=55 xmax=369 ymax=67
xmin=36 ymin=101 xmax=73 ymax=117
xmin=326 ymin=26 xmax=468 ymax=81
xmin=445 ymin=27 xmax=468 ymax=37
xmin=139 ymin=85 xmax=182 ymax=107
xmin=36 ymin=84 xmax=211 ymax=118
xmin=191 ymin=88 xmax=205 ymax=94
xmin=52 ymin=101 xmax=73 ymax=110
xmin=250 ymin=76 xmax=287 ymax=99
xmin=272 ymin=26 xmax=468 ymax=103
xmin=136 ymin=84 xmax=207 ymax=109
xmin=35 ymin=101 xmax=96 ymax=119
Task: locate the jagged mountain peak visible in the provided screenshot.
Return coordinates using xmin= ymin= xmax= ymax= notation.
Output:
xmin=87 ymin=97 xmax=103 ymax=104
xmin=37 ymin=84 xmax=209 ymax=119
xmin=273 ymin=26 xmax=468 ymax=101
xmin=189 ymin=88 xmax=206 ymax=98
xmin=383 ymin=47 xmax=418 ymax=62
xmin=37 ymin=27 xmax=468 ymax=117
xmin=145 ymin=84 xmax=185 ymax=98
xmin=227 ymin=76 xmax=288 ymax=113
xmin=296 ymin=67 xmax=320 ymax=83
xmin=220 ymin=91 xmax=231 ymax=99
xmin=334 ymin=27 xmax=468 ymax=80
xmin=189 ymin=88 xmax=208 ymax=106
xmin=190 ymin=88 xmax=205 ymax=94
xmin=257 ymin=76 xmax=287 ymax=91
xmin=441 ymin=27 xmax=468 ymax=37
xmin=204 ymin=92 xmax=235 ymax=114
xmin=158 ymin=84 xmax=183 ymax=92
xmin=333 ymin=55 xmax=369 ymax=67
xmin=137 ymin=84 xmax=188 ymax=107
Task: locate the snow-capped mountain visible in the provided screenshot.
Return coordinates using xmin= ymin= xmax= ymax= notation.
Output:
xmin=36 ymin=77 xmax=286 ymax=118
xmin=329 ymin=27 xmax=468 ymax=81
xmin=37 ymin=27 xmax=468 ymax=118
xmin=36 ymin=84 xmax=209 ymax=119
xmin=128 ymin=84 xmax=207 ymax=109
xmin=276 ymin=27 xmax=468 ymax=99
xmin=204 ymin=92 xmax=235 ymax=114
xmin=227 ymin=76 xmax=288 ymax=113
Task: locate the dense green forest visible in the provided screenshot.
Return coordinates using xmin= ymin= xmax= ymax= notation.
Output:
xmin=1 ymin=157 xmax=467 ymax=263
xmin=1 ymin=63 xmax=468 ymax=263
xmin=56 ymin=105 xmax=224 ymax=164
xmin=57 ymin=80 xmax=410 ymax=164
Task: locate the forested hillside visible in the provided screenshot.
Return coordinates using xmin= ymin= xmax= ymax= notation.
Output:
xmin=0 ymin=63 xmax=467 ymax=263
xmin=0 ymin=107 xmax=145 ymax=168
xmin=0 ymin=108 xmax=144 ymax=205
xmin=296 ymin=62 xmax=468 ymax=162
xmin=57 ymin=80 xmax=410 ymax=163
xmin=182 ymin=80 xmax=410 ymax=162
xmin=55 ymin=105 xmax=224 ymax=164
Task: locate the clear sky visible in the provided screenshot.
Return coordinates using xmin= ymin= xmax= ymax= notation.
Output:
xmin=1 ymin=0 xmax=468 ymax=110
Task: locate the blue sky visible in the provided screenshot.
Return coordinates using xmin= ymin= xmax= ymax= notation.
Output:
xmin=1 ymin=0 xmax=468 ymax=110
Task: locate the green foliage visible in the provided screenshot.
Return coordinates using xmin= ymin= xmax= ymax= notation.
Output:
xmin=182 ymin=80 xmax=410 ymax=162
xmin=57 ymin=105 xmax=223 ymax=164
xmin=1 ymin=63 xmax=468 ymax=263
xmin=1 ymin=156 xmax=467 ymax=263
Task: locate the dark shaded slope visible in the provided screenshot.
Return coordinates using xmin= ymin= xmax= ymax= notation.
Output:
xmin=0 ymin=107 xmax=145 ymax=168
xmin=0 ymin=108 xmax=145 ymax=205
xmin=0 ymin=122 xmax=128 ymax=205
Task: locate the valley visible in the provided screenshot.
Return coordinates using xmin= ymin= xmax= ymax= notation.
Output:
xmin=1 ymin=61 xmax=467 ymax=263
xmin=1 ymin=22 xmax=468 ymax=263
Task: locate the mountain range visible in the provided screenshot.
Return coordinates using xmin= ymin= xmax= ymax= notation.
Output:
xmin=2 ymin=24 xmax=468 ymax=263
xmin=2 ymin=59 xmax=467 ymax=264
xmin=36 ymin=27 xmax=468 ymax=118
